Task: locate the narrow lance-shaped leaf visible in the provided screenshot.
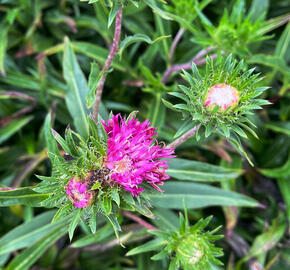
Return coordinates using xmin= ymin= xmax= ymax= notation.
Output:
xmin=0 ymin=211 xmax=57 ymax=256
xmin=6 ymin=221 xmax=68 ymax=270
xmin=86 ymin=62 xmax=101 ymax=108
xmin=0 ymin=116 xmax=33 ymax=145
xmin=63 ymin=37 xmax=89 ymax=139
xmin=148 ymin=182 xmax=259 ymax=209
xmin=0 ymin=187 xmax=48 ymax=207
xmin=68 ymin=209 xmax=82 ymax=241
xmin=260 ymin=155 xmax=290 ymax=178
xmin=44 ymin=114 xmax=60 ymax=157
xmin=126 ymin=238 xmax=167 ymax=256
xmin=119 ymin=34 xmax=170 ymax=58
xmin=147 ymin=92 xmax=165 ymax=131
xmin=0 ymin=23 xmax=8 ymax=77
xmin=167 ymin=158 xmax=243 ymax=182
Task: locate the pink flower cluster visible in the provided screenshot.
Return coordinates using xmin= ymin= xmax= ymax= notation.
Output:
xmin=102 ymin=114 xmax=175 ymax=196
xmin=205 ymin=83 xmax=239 ymax=111
xmin=66 ymin=177 xmax=93 ymax=208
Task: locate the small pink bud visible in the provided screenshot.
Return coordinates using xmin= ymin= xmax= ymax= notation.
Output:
xmin=205 ymin=83 xmax=239 ymax=111
xmin=66 ymin=176 xmax=93 ymax=208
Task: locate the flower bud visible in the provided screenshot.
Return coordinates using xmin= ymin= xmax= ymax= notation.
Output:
xmin=176 ymin=235 xmax=205 ymax=268
xmin=66 ymin=176 xmax=93 ymax=208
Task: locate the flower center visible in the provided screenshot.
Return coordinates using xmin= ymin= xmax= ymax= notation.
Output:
xmin=113 ymin=156 xmax=132 ymax=174
xmin=205 ymin=83 xmax=239 ymax=111
xmin=71 ymin=189 xmax=86 ymax=201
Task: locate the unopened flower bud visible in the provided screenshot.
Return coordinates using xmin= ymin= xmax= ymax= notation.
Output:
xmin=66 ymin=176 xmax=93 ymax=208
xmin=176 ymin=235 xmax=204 ymax=268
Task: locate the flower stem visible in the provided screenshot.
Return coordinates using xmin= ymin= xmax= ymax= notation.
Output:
xmin=122 ymin=210 xmax=158 ymax=231
xmin=169 ymin=28 xmax=185 ymax=64
xmin=162 ymin=53 xmax=218 ymax=84
xmin=162 ymin=46 xmax=218 ymax=84
xmin=93 ymin=8 xmax=122 ymax=121
xmin=167 ymin=125 xmax=200 ymax=149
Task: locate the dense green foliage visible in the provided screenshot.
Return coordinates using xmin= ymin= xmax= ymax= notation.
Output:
xmin=0 ymin=0 xmax=289 ymax=269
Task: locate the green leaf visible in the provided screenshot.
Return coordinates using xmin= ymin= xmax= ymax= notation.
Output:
xmin=278 ymin=176 xmax=290 ymax=223
xmin=161 ymin=98 xmax=182 ymax=112
xmin=6 ymin=221 xmax=68 ymax=270
xmin=0 ymin=116 xmax=33 ymax=144
xmin=248 ymin=54 xmax=290 ymax=76
xmin=167 ymin=158 xmax=242 ymax=182
xmin=108 ymin=1 xmax=121 ymax=28
xmin=91 ymin=181 xmax=101 ymax=190
xmin=265 ymin=121 xmax=290 ymax=136
xmin=148 ymin=92 xmax=165 ymax=131
xmin=151 ymin=249 xmax=168 ymax=260
xmin=0 ymin=187 xmax=48 ymax=207
xmin=249 ymin=0 xmax=269 ymax=21
xmin=63 ymin=37 xmax=89 ymax=139
xmin=231 ymin=125 xmax=248 ymax=139
xmin=101 ymin=196 xmax=112 ymax=215
xmin=44 ymin=114 xmax=60 ymax=157
xmin=152 ymin=208 xmax=179 ymax=231
xmin=142 ymin=0 xmax=171 ymax=20
xmin=86 ymin=62 xmax=101 ymax=108
xmin=0 ymin=211 xmax=55 ymax=256
xmin=65 ymin=127 xmax=80 ymax=157
xmin=148 ymin=182 xmax=259 ymax=209
xmin=126 ymin=238 xmax=166 ymax=256
xmin=110 ymin=188 xmax=120 ymax=206
xmin=96 ymin=117 xmax=108 ymax=144
xmin=80 ymin=0 xmax=100 ymax=3
xmin=228 ymin=134 xmax=253 ymax=166
xmin=106 ymin=214 xmax=121 ymax=239
xmin=134 ymin=202 xmax=155 ymax=219
xmin=119 ymin=34 xmax=170 ymax=57
xmin=245 ymin=215 xmax=286 ymax=259
xmin=0 ymin=23 xmax=8 ymax=77
xmin=275 ymin=23 xmax=290 ymax=61
xmin=72 ymin=222 xmax=114 ymax=248
xmin=174 ymin=120 xmax=196 ymax=139
xmin=89 ymin=206 xmax=98 ymax=234
xmin=260 ymin=156 xmax=290 ymax=178
xmin=71 ymin=42 xmax=130 ymax=74
xmin=68 ymin=209 xmax=81 ymax=241
xmin=168 ymin=257 xmax=178 ymax=270
xmin=51 ymin=129 xmax=71 ymax=154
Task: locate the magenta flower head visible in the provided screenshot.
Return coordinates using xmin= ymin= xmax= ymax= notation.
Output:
xmin=102 ymin=114 xmax=175 ymax=196
xmin=66 ymin=175 xmax=93 ymax=208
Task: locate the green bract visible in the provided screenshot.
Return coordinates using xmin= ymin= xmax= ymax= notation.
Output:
xmin=127 ymin=211 xmax=223 ymax=270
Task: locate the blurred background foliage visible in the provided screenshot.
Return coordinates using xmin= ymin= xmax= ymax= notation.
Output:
xmin=0 ymin=0 xmax=289 ymax=269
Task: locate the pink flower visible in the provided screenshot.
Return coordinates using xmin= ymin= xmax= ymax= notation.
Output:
xmin=66 ymin=176 xmax=93 ymax=208
xmin=205 ymin=83 xmax=239 ymax=111
xmin=102 ymin=114 xmax=175 ymax=196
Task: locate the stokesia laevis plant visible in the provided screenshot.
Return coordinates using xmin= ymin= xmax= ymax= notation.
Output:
xmin=35 ymin=113 xmax=174 ymax=238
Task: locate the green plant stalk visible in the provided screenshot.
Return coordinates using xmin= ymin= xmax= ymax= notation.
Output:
xmin=167 ymin=125 xmax=200 ymax=149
